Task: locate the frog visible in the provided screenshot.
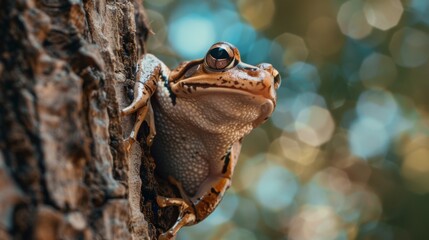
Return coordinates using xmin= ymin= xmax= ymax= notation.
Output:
xmin=121 ymin=42 xmax=280 ymax=240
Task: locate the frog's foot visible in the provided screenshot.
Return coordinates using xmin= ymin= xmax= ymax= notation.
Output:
xmin=158 ymin=213 xmax=195 ymax=240
xmin=158 ymin=231 xmax=175 ymax=240
xmin=156 ymin=196 xmax=190 ymax=211
xmin=124 ymin=137 xmax=136 ymax=152
xmin=145 ymin=129 xmax=156 ymax=146
xmin=167 ymin=176 xmax=192 ymax=206
xmin=156 ymin=177 xmax=195 ymax=239
xmin=156 ymin=196 xmax=196 ymax=240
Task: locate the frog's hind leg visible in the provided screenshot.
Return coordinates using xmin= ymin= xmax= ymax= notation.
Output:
xmin=190 ymin=141 xmax=242 ymax=221
xmin=156 ymin=142 xmax=242 ymax=239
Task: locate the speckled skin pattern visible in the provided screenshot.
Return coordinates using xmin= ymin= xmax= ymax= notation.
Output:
xmin=122 ymin=42 xmax=280 ymax=240
xmin=152 ymin=88 xmax=261 ymax=195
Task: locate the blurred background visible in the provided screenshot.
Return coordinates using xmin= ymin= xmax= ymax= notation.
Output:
xmin=144 ymin=0 xmax=429 ymax=239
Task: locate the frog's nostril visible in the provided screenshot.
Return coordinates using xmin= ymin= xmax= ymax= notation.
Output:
xmin=257 ymin=63 xmax=273 ymax=72
xmin=237 ymin=62 xmax=258 ymax=71
xmin=244 ymin=67 xmax=258 ymax=71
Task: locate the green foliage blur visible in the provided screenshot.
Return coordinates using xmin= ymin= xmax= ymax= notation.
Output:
xmin=145 ymin=0 xmax=429 ymax=239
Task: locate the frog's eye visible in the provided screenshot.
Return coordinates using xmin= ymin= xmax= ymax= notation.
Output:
xmin=205 ymin=46 xmax=235 ymax=70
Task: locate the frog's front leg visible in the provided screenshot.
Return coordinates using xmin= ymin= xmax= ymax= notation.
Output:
xmin=121 ymin=54 xmax=167 ymax=239
xmin=123 ymin=101 xmax=156 ymax=151
xmin=122 ymin=54 xmax=166 ymax=149
xmin=157 ymin=142 xmax=242 ymax=240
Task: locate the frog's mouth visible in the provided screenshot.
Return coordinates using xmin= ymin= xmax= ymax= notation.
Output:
xmin=172 ymin=82 xmax=276 ymax=105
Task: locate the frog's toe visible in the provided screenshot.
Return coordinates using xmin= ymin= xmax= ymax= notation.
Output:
xmin=156 ymin=196 xmax=190 ymax=209
xmin=146 ymin=132 xmax=155 ymax=146
xmin=124 ymin=137 xmax=136 ymax=152
xmin=158 ymin=231 xmax=175 ymax=240
xmin=158 ymin=211 xmax=196 ymax=240
xmin=156 ymin=195 xmax=169 ymax=208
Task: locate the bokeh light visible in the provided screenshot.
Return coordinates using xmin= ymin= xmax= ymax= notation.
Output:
xmin=349 ymin=116 xmax=389 ymax=158
xmin=402 ymin=147 xmax=429 ymax=193
xmin=288 ymin=206 xmax=341 ymax=240
xmin=410 ymin=0 xmax=429 ymax=25
xmin=401 ymin=135 xmax=429 ymax=194
xmin=358 ymin=53 xmax=397 ymax=88
xmin=295 ymin=106 xmax=335 ymax=147
xmin=306 ymin=17 xmax=344 ymax=56
xmin=168 ymin=14 xmax=216 ymax=59
xmin=146 ymin=10 xmax=168 ymax=51
xmin=363 ymin=0 xmax=403 ymax=31
xmin=143 ymin=0 xmax=429 ymax=239
xmin=236 ymin=0 xmax=275 ymax=30
xmin=284 ymin=62 xmax=320 ymax=93
xmin=389 ymin=27 xmax=429 ymax=68
xmin=337 ymin=0 xmax=373 ymax=39
xmin=221 ymin=22 xmax=257 ymax=54
xmin=356 ymin=89 xmax=399 ymax=125
xmin=254 ymin=165 xmax=299 ymax=211
xmin=278 ymin=135 xmax=320 ymax=167
xmin=274 ymin=33 xmax=309 ymax=66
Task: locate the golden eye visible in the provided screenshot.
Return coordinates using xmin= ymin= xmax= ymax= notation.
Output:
xmin=205 ymin=45 xmax=235 ymax=70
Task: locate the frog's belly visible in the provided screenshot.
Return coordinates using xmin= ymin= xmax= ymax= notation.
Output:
xmin=151 ymin=112 xmax=210 ymax=196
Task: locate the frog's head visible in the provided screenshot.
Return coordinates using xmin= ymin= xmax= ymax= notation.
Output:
xmin=169 ymin=42 xmax=280 ymax=128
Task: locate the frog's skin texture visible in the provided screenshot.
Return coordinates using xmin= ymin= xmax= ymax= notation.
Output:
xmin=122 ymin=42 xmax=280 ymax=240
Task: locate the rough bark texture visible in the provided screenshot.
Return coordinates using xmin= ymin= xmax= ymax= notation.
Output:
xmin=0 ymin=0 xmax=173 ymax=239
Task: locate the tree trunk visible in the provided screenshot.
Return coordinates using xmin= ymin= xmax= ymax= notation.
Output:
xmin=0 ymin=0 xmax=171 ymax=239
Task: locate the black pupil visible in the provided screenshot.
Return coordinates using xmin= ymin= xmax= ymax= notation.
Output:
xmin=209 ymin=48 xmax=230 ymax=59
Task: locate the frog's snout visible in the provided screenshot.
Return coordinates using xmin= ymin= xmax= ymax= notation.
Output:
xmin=257 ymin=63 xmax=281 ymax=89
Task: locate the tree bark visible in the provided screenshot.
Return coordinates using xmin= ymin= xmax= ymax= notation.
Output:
xmin=0 ymin=0 xmax=170 ymax=239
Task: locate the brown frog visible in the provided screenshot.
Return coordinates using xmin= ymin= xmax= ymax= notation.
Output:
xmin=122 ymin=42 xmax=280 ymax=240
